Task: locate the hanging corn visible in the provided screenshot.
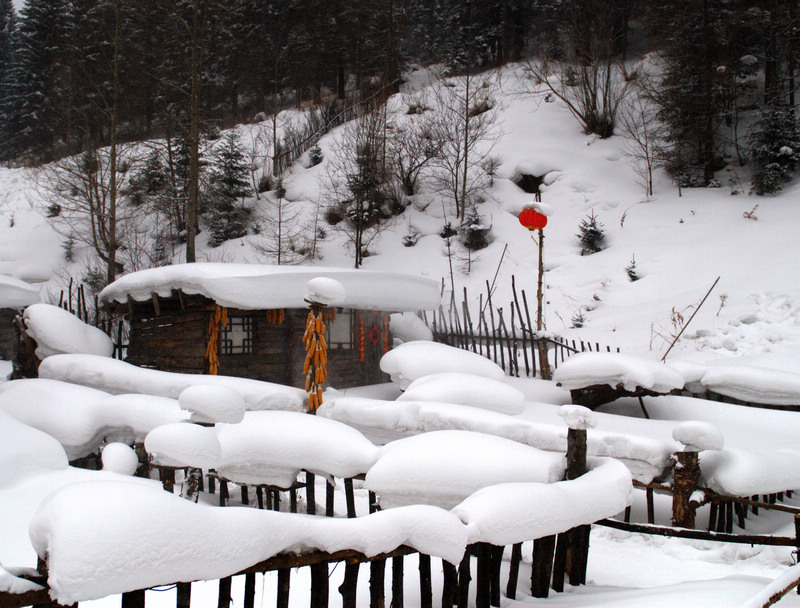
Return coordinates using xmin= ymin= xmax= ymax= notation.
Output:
xmin=205 ymin=305 xmax=227 ymax=375
xmin=265 ymin=309 xmax=285 ymax=324
xmin=303 ymin=304 xmax=328 ymax=413
xmin=382 ymin=314 xmax=390 ymax=354
xmin=357 ymin=312 xmax=366 ymax=362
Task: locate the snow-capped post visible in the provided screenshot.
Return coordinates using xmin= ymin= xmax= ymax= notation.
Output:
xmin=518 ymin=200 xmax=552 ymax=379
xmin=671 ymin=422 xmax=724 ymax=529
xmin=303 ymin=278 xmax=346 ymax=414
xmin=559 ymin=405 xmax=596 ymax=587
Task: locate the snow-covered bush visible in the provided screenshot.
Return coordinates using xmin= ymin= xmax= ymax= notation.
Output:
xmin=459 ymin=207 xmax=491 ymax=251
xmin=205 ymin=131 xmax=253 ymax=247
xmin=576 ymin=211 xmax=605 ymax=255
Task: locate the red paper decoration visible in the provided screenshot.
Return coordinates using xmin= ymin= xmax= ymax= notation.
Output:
xmin=518 ymin=208 xmax=548 ymax=230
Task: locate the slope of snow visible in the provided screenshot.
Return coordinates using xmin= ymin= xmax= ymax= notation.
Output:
xmin=0 ymin=274 xmax=40 ymax=308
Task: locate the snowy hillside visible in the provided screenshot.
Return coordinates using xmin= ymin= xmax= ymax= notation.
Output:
xmin=1 ymin=64 xmax=798 ymax=371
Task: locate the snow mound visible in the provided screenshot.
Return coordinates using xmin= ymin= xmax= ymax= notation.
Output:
xmin=389 ymin=312 xmax=433 ymax=343
xmin=145 ymin=423 xmax=222 ymax=469
xmin=0 ymin=274 xmax=40 ymax=308
xmin=0 ymin=563 xmax=44 ymax=594
xmin=38 ymin=354 xmax=306 ymax=412
xmin=559 ymin=404 xmax=597 ymax=430
xmin=319 ymin=396 xmax=676 ymax=482
xmin=101 ymin=443 xmax=140 ymax=476
xmin=701 ymin=447 xmax=800 ymax=496
xmin=305 ymin=277 xmax=346 ymax=306
xmin=553 ymin=352 xmax=685 ymax=393
xmin=452 ymin=459 xmax=631 ymax=545
xmin=179 ymin=385 xmax=246 ymax=424
xmin=365 ymin=430 xmax=565 ymax=509
xmin=23 ymin=304 xmax=113 ymax=359
xmin=380 ymin=341 xmax=505 ymax=390
xmin=672 ymin=421 xmax=724 ymax=452
xmin=0 ymin=408 xmax=67 ymax=488
xmin=0 ymin=379 xmax=186 ymax=459
xmin=700 ymin=365 xmax=800 ymax=406
xmin=397 ymin=372 xmax=526 ymax=415
xmin=29 ymin=480 xmax=467 ymax=603
xmin=215 ymin=411 xmax=379 ymax=487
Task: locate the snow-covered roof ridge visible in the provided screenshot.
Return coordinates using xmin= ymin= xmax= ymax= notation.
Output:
xmin=99 ymin=263 xmax=441 ymax=312
xmin=553 ymin=352 xmax=685 ymax=393
xmin=0 ymin=273 xmax=40 ymax=309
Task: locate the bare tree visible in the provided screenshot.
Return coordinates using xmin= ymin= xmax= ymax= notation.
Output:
xmin=322 ymin=100 xmax=393 ymax=268
xmin=40 ymin=145 xmax=141 ymax=284
xmin=427 ymin=70 xmax=498 ymax=220
xmin=253 ymin=178 xmax=306 ymax=265
xmin=619 ymin=87 xmax=663 ymax=198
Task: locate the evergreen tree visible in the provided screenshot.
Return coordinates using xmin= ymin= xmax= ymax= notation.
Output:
xmin=205 ymin=130 xmax=252 ymax=246
xmin=751 ymin=105 xmax=800 ymax=195
xmin=576 ymin=211 xmax=605 ymax=255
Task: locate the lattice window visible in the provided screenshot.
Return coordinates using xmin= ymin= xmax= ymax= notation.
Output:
xmin=327 ymin=309 xmax=354 ymax=349
xmin=219 ymin=315 xmax=255 ymax=355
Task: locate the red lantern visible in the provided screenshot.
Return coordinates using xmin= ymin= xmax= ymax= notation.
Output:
xmin=518 ymin=207 xmax=547 ymax=230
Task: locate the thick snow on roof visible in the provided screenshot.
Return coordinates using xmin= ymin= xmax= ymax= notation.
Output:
xmin=215 ymin=411 xmax=378 ymax=488
xmin=396 ymin=372 xmax=526 ymax=415
xmin=0 ymin=379 xmax=187 ymax=460
xmin=29 ymin=480 xmax=468 ymax=603
xmin=452 ymin=459 xmax=631 ymax=546
xmin=0 ymin=274 xmax=40 ymax=309
xmin=380 ymin=341 xmax=506 ymax=389
xmin=365 ymin=430 xmax=566 ymax=509
xmin=23 ymin=304 xmax=113 ymax=359
xmin=99 ymin=263 xmax=441 ymax=312
xmin=553 ymin=352 xmax=685 ymax=393
xmin=38 ymin=354 xmax=306 ymax=412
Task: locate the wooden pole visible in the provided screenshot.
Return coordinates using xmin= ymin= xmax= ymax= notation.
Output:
xmin=531 ymin=535 xmax=555 ymax=598
xmin=505 ymin=544 xmax=522 ymax=599
xmin=673 ymin=450 xmax=701 ymax=529
xmin=419 ymin=554 xmax=432 ymax=608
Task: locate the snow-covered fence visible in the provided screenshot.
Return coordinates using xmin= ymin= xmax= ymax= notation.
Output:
xmin=425 ymin=278 xmax=619 ymax=380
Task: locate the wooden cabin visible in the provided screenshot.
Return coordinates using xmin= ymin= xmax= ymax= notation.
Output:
xmin=100 ymin=263 xmax=441 ymax=390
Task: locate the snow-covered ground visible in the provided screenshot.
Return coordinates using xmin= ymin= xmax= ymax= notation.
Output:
xmin=2 ymin=63 xmax=800 ymax=606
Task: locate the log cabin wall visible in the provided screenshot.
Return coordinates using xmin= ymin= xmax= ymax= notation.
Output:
xmin=121 ymin=294 xmax=390 ymax=389
xmin=0 ymin=309 xmax=18 ymax=360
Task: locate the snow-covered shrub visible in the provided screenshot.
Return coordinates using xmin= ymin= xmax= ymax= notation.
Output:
xmin=308 ymin=145 xmax=323 ymax=167
xmin=576 ymin=211 xmax=605 ymax=255
xmin=626 ymin=255 xmax=639 ymax=281
xmin=459 ymin=207 xmax=491 ymax=251
xmin=205 ymin=131 xmax=252 ymax=247
xmin=402 ymin=229 xmax=420 ymax=247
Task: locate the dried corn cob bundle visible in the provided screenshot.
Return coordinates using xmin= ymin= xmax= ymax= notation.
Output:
xmin=303 ymin=305 xmax=327 ymax=413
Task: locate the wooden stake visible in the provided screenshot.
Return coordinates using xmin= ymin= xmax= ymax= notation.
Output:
xmin=419 ymin=554 xmax=432 ymax=608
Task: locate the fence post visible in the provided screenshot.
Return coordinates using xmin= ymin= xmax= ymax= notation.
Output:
xmin=672 ymin=422 xmax=724 ymax=529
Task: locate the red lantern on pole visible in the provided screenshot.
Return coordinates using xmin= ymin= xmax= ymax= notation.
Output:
xmin=518 ymin=207 xmax=548 ymax=231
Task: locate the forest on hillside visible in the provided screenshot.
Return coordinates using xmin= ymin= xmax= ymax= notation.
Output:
xmin=0 ymin=0 xmax=798 ymax=286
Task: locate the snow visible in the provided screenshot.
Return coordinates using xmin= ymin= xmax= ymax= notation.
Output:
xmin=178 ymin=385 xmax=246 ymax=424
xmin=29 ymin=480 xmax=468 ymax=603
xmin=700 ymin=364 xmax=800 ymax=405
xmin=38 ymin=354 xmax=307 ymax=412
xmin=145 ymin=423 xmax=222 ymax=469
xmin=0 ymin=379 xmax=187 ymax=460
xmin=397 ymin=372 xmax=526 ymax=415
xmin=0 ymin=274 xmax=40 ymax=309
xmin=553 ymin=352 xmax=685 ymax=393
xmin=701 ymin=448 xmax=800 ymax=496
xmin=0 ymin=563 xmax=44 ymax=594
xmin=379 ymin=341 xmax=506 ymax=389
xmin=214 ymin=411 xmax=378 ymax=488
xmin=23 ymin=304 xmax=113 ymax=359
xmin=0 ymin=409 xmax=68 ymax=488
xmin=452 ymin=459 xmax=631 ymax=546
xmin=364 ymin=430 xmax=566 ymax=509
xmin=558 ymin=404 xmax=597 ymax=430
xmin=305 ymin=277 xmax=345 ymax=306
xmin=100 ymin=443 xmax=140 ymax=476
xmin=388 ymin=311 xmax=433 ymax=342
xmin=99 ymin=263 xmax=441 ymax=312
xmin=672 ymin=421 xmax=724 ymax=452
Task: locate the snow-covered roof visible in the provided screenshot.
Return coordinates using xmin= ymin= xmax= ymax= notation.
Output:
xmin=0 ymin=274 xmax=40 ymax=309
xmin=552 ymin=352 xmax=685 ymax=393
xmin=99 ymin=263 xmax=441 ymax=312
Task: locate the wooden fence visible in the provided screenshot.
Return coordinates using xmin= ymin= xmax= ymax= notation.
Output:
xmin=424 ymin=277 xmax=619 ymax=380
